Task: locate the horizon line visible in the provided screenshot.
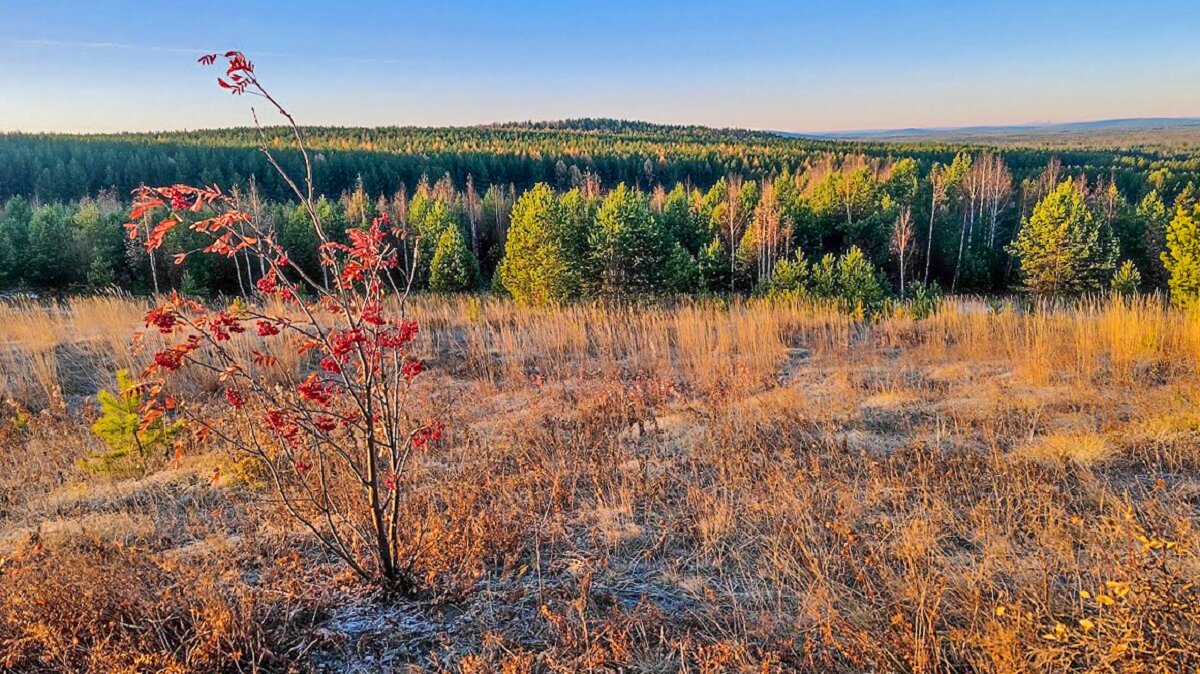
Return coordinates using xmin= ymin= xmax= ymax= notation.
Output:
xmin=5 ymin=114 xmax=1200 ymax=139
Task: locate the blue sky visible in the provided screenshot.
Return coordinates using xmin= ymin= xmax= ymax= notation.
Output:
xmin=1 ymin=1 xmax=1197 ymax=133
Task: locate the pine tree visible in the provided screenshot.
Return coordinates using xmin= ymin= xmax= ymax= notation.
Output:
xmin=1111 ymin=260 xmax=1141 ymax=296
xmin=659 ymin=183 xmax=706 ymax=255
xmin=764 ymin=251 xmax=809 ymax=297
xmin=413 ymin=198 xmax=457 ymax=289
xmin=663 ymin=242 xmax=699 ymax=294
xmin=27 ymin=204 xmax=82 ymax=288
xmin=1137 ymin=190 xmax=1170 ymax=289
xmin=697 ymin=237 xmax=730 ymax=293
xmin=497 ymin=184 xmax=579 ymax=305
xmin=1163 ymin=204 xmax=1200 ymax=308
xmin=429 ymin=224 xmax=482 ymax=292
xmin=1009 ymin=179 xmax=1117 ymax=295
xmin=835 ymin=246 xmax=885 ymax=317
xmin=734 ymin=223 xmax=760 ymax=291
xmin=85 ymin=370 xmax=184 ymax=477
xmin=810 ymin=253 xmax=839 ymax=299
xmin=589 ymin=184 xmax=669 ymax=297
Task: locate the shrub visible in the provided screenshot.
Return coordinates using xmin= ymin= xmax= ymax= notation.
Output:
xmin=0 ymin=540 xmax=296 ymax=673
xmin=906 ymin=280 xmax=943 ymax=320
xmin=123 ymin=52 xmax=445 ymax=590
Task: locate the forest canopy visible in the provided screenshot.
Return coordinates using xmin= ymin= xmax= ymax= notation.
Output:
xmin=3 ymin=119 xmax=1200 ymax=303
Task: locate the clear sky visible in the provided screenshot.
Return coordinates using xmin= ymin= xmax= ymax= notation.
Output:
xmin=1 ymin=0 xmax=1198 ymax=134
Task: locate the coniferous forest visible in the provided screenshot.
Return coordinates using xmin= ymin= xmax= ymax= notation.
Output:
xmin=2 ymin=119 xmax=1200 ymax=305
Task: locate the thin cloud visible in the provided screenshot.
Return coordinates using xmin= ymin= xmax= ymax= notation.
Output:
xmin=15 ymin=39 xmax=212 ymax=54
xmin=11 ymin=39 xmax=404 ymax=65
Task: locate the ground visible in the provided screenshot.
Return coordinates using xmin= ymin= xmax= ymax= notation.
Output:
xmin=1 ymin=295 xmax=1198 ymax=672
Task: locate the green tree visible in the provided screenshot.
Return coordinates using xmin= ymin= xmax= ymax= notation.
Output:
xmin=659 ymin=183 xmax=707 ymax=254
xmin=1111 ymin=260 xmax=1141 ymax=296
xmin=589 ymin=183 xmax=669 ymax=296
xmin=1009 ymin=179 xmax=1117 ymax=295
xmin=26 ymin=203 xmax=82 ymax=288
xmin=800 ymin=247 xmax=885 ymax=316
xmin=74 ymin=199 xmax=126 ymax=288
xmin=280 ymin=201 xmax=322 ymax=282
xmin=497 ymin=184 xmax=580 ymax=305
xmin=885 ymin=158 xmax=920 ymax=207
xmin=734 ymin=223 xmax=759 ymax=291
xmin=810 ymin=253 xmax=839 ymax=298
xmin=428 ymin=224 xmax=482 ymax=292
xmin=697 ymin=237 xmax=730 ymax=293
xmin=85 ymin=370 xmax=184 ymax=477
xmin=835 ymin=245 xmax=886 ymax=317
xmin=559 ymin=187 xmax=598 ymax=278
xmin=663 ymin=242 xmax=699 ymax=293
xmin=0 ymin=197 xmax=30 ymax=285
xmin=1162 ymin=204 xmax=1200 ymax=308
xmin=1136 ymin=190 xmax=1170 ymax=289
xmin=413 ymin=198 xmax=457 ymax=289
xmin=763 ymin=251 xmax=809 ymax=297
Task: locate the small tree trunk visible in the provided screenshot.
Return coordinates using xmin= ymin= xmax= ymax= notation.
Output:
xmin=924 ymin=196 xmax=937 ymax=284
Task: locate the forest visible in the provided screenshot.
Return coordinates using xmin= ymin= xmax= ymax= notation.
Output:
xmin=2 ymin=119 xmax=1200 ymax=306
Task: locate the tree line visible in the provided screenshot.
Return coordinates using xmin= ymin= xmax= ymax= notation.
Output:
xmin=3 ymin=149 xmax=1200 ymax=308
xmin=6 ymin=119 xmax=1200 ymax=205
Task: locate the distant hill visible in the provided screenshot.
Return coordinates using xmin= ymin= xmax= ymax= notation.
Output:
xmin=784 ymin=117 xmax=1200 ymax=150
xmin=7 ymin=115 xmax=1200 ymax=204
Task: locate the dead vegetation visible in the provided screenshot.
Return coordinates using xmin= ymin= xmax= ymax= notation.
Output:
xmin=1 ymin=294 xmax=1199 ymax=672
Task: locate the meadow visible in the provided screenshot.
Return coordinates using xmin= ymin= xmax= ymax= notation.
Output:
xmin=1 ymin=294 xmax=1197 ymax=672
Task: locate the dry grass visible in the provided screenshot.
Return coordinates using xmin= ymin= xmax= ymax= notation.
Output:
xmin=1 ymin=294 xmax=1199 ymax=672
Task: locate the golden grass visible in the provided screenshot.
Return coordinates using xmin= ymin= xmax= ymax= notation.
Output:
xmin=2 ymin=293 xmax=1199 ymax=672
xmin=1016 ymin=431 xmax=1115 ymax=467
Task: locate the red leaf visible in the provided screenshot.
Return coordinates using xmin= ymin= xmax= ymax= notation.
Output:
xmin=128 ymin=197 xmax=164 ymax=222
xmin=147 ymin=217 xmax=180 ymax=251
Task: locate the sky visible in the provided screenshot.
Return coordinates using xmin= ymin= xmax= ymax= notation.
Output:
xmin=1 ymin=0 xmax=1199 ymax=134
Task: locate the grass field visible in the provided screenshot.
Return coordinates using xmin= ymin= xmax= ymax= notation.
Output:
xmin=1 ymin=295 xmax=1198 ymax=672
